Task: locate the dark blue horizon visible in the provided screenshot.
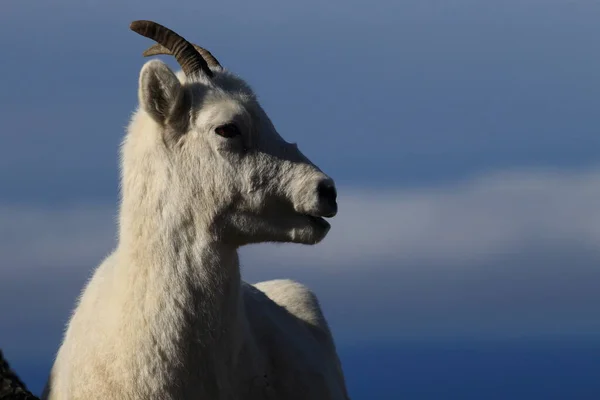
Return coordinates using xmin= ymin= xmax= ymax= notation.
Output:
xmin=8 ymin=336 xmax=600 ymax=399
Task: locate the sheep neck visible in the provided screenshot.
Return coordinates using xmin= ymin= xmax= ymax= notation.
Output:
xmin=116 ymin=195 xmax=244 ymax=397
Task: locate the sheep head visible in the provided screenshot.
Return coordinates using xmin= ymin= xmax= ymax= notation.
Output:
xmin=125 ymin=20 xmax=338 ymax=246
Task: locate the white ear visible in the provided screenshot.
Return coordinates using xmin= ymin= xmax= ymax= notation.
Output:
xmin=138 ymin=60 xmax=183 ymax=125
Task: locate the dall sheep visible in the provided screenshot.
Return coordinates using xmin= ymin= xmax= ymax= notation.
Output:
xmin=42 ymin=20 xmax=349 ymax=400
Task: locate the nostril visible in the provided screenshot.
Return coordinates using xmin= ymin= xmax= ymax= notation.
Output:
xmin=317 ymin=181 xmax=337 ymax=203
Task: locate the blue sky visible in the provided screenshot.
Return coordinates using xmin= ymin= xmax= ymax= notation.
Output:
xmin=2 ymin=0 xmax=600 ymax=397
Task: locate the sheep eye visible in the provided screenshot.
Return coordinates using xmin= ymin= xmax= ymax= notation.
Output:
xmin=215 ymin=123 xmax=241 ymax=138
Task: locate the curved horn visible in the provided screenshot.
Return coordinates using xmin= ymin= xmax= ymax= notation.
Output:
xmin=129 ymin=20 xmax=213 ymax=78
xmin=143 ymin=43 xmax=223 ymax=70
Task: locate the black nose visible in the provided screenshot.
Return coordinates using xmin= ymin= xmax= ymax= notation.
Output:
xmin=317 ymin=181 xmax=338 ymax=217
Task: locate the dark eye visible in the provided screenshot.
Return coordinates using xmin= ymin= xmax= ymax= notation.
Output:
xmin=215 ymin=123 xmax=241 ymax=138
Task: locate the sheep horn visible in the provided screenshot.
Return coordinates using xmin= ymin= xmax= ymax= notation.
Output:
xmin=143 ymin=43 xmax=223 ymax=70
xmin=129 ymin=20 xmax=213 ymax=78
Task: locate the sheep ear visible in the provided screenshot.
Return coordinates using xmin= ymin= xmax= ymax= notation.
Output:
xmin=138 ymin=60 xmax=189 ymax=128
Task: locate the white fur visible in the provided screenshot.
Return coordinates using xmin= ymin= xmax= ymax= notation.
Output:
xmin=42 ymin=59 xmax=349 ymax=399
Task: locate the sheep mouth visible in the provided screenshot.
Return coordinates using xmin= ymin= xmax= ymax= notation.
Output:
xmin=303 ymin=214 xmax=331 ymax=230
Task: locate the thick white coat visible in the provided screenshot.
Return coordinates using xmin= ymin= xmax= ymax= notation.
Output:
xmin=43 ymin=55 xmax=349 ymax=399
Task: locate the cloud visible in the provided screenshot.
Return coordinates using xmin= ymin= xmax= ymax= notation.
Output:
xmin=0 ymin=204 xmax=117 ymax=274
xmin=4 ymin=167 xmax=600 ymax=274
xmin=242 ymin=167 xmax=600 ymax=269
xmin=2 ymin=166 xmax=600 ymax=353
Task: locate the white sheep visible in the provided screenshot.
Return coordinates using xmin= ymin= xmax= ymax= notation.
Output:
xmin=42 ymin=20 xmax=350 ymax=400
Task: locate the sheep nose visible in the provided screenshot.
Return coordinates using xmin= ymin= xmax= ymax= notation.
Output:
xmin=317 ymin=180 xmax=338 ymax=217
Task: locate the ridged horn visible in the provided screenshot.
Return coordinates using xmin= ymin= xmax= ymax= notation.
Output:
xmin=143 ymin=43 xmax=222 ymax=70
xmin=129 ymin=20 xmax=213 ymax=78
